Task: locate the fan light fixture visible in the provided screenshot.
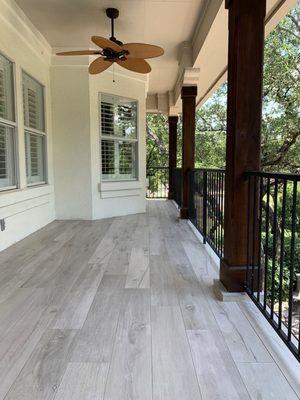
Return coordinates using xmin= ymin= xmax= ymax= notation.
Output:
xmin=56 ymin=8 xmax=164 ymax=75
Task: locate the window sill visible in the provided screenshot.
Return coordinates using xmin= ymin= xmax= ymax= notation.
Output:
xmin=0 ymin=184 xmax=54 ymax=208
xmin=0 ymin=186 xmax=17 ymax=193
xmin=99 ymin=180 xmax=142 ymax=192
xmin=27 ymin=181 xmax=47 ymax=188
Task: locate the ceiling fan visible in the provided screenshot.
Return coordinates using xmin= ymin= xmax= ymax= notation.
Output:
xmin=56 ymin=8 xmax=164 ymax=75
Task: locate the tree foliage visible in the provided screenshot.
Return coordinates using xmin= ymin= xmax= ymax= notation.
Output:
xmin=146 ymin=4 xmax=300 ymax=173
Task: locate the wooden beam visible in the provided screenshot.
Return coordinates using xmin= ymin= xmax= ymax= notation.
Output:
xmin=168 ymin=116 xmax=178 ymax=200
xmin=220 ymin=0 xmax=266 ymax=292
xmin=180 ymin=86 xmax=197 ymax=219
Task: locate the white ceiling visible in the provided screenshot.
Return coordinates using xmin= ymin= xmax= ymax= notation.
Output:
xmin=14 ymin=0 xmax=206 ymax=94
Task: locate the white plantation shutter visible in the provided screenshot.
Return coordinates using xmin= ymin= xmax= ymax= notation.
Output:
xmin=100 ymin=94 xmax=138 ymax=181
xmin=25 ymin=131 xmax=45 ymax=184
xmin=0 ymin=54 xmax=16 ymax=190
xmin=0 ymin=68 xmax=6 ymax=119
xmin=23 ymin=72 xmax=46 ymax=185
xmin=27 ymin=88 xmax=37 ymax=129
xmin=23 ymin=72 xmax=45 ymax=132
xmin=119 ymin=142 xmax=136 ymax=175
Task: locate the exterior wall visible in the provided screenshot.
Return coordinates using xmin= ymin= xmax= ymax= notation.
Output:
xmin=51 ymin=66 xmax=93 ymax=220
xmin=0 ymin=0 xmax=55 ymax=251
xmin=0 ymin=0 xmax=147 ymax=251
xmin=89 ymin=68 xmax=147 ymax=219
xmin=51 ymin=63 xmax=147 ymax=221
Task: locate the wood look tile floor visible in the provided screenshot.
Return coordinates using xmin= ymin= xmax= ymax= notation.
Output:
xmin=0 ymin=200 xmax=299 ymax=400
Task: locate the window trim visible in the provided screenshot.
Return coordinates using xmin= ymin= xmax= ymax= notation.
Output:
xmin=0 ymin=52 xmax=18 ymax=192
xmin=22 ymin=69 xmax=47 ymax=187
xmin=99 ymin=92 xmax=139 ymax=182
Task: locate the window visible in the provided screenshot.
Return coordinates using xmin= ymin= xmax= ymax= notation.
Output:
xmin=23 ymin=72 xmax=46 ymax=185
xmin=0 ymin=53 xmax=16 ymax=190
xmin=100 ymin=93 xmax=138 ymax=181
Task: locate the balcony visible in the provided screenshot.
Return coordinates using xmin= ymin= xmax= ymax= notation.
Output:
xmin=0 ymin=199 xmax=299 ymax=399
xmin=0 ymin=0 xmax=299 ymax=398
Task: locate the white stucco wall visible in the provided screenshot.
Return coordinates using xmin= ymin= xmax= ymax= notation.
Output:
xmin=51 ymin=61 xmax=147 ymax=221
xmin=0 ymin=0 xmax=55 ymax=251
xmin=51 ymin=66 xmax=93 ymax=220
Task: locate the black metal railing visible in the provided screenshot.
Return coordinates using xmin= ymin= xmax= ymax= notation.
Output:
xmin=245 ymin=171 xmax=300 ymax=361
xmin=146 ymin=167 xmax=169 ymax=198
xmin=173 ymin=168 xmax=182 ymax=207
xmin=189 ymin=169 xmax=225 ymax=258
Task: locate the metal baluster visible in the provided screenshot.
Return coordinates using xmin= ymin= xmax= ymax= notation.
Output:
xmin=251 ymin=175 xmax=258 ymax=294
xmin=257 ymin=176 xmax=263 ymax=303
xmin=270 ymin=178 xmax=278 ymax=320
xmin=288 ymin=180 xmax=297 ymax=342
xmin=203 ymin=171 xmax=207 ymax=243
xmin=264 ymin=178 xmax=271 ymax=311
xmin=278 ymin=180 xmax=287 ymax=330
xmin=221 ymin=172 xmax=224 ymax=256
xmin=246 ymin=176 xmax=252 ymax=290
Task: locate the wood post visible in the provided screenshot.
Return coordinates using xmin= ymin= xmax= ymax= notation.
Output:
xmin=220 ymin=0 xmax=266 ymax=292
xmin=180 ymin=86 xmax=197 ymax=219
xmin=168 ymin=116 xmax=178 ymax=200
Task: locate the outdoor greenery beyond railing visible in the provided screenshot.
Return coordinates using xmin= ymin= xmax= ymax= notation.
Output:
xmin=189 ymin=169 xmax=225 ymax=258
xmin=146 ymin=167 xmax=169 ymax=198
xmin=245 ymin=171 xmax=300 ymax=361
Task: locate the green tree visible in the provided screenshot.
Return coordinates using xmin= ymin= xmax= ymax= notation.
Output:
xmin=147 ymin=5 xmax=300 ymax=172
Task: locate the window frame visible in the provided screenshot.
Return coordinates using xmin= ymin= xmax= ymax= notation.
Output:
xmin=0 ymin=51 xmax=18 ymax=192
xmin=22 ymin=70 xmax=47 ymax=187
xmin=99 ymin=92 xmax=139 ymax=182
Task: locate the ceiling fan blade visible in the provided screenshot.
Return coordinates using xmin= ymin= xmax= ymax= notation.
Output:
xmin=89 ymin=57 xmax=112 ymax=74
xmin=91 ymin=36 xmax=122 ymax=52
xmin=117 ymin=58 xmax=151 ymax=74
xmin=56 ymin=50 xmax=101 ymax=56
xmin=122 ymin=43 xmax=164 ymax=59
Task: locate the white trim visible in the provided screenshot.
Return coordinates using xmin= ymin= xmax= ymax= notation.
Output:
xmin=24 ymin=126 xmax=46 ymax=136
xmin=0 ymin=117 xmax=16 ymax=127
xmin=0 ymin=0 xmax=51 ymax=65
xmin=0 ymin=185 xmax=17 ymax=192
xmin=0 ymin=52 xmax=18 ymax=192
xmin=27 ymin=181 xmax=46 ymax=187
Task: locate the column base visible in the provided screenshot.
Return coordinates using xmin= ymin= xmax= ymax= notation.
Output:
xmin=220 ymin=258 xmax=247 ymax=292
xmin=213 ymin=279 xmax=249 ymax=302
xmin=180 ymin=207 xmax=189 ymax=219
xmin=220 ymin=258 xmax=263 ymax=293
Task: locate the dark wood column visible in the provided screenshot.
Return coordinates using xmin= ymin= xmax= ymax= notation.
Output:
xmin=220 ymin=0 xmax=266 ymax=291
xmin=168 ymin=115 xmax=178 ymax=200
xmin=180 ymin=86 xmax=197 ymax=219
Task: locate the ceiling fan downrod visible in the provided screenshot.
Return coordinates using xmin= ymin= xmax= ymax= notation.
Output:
xmin=106 ymin=8 xmax=123 ymax=46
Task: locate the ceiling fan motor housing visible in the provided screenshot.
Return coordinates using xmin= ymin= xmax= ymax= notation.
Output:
xmin=106 ymin=8 xmax=119 ymax=20
xmin=103 ymin=48 xmax=129 ymax=62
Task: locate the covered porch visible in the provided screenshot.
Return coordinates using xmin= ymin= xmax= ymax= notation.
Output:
xmin=0 ymin=0 xmax=299 ymax=397
xmin=0 ymin=199 xmax=299 ymax=399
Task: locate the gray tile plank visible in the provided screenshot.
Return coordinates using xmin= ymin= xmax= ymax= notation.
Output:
xmin=54 ymin=362 xmax=109 ymax=400
xmin=125 ymin=247 xmax=150 ymax=288
xmin=5 ymin=329 xmax=77 ymax=400
xmin=104 ymin=289 xmax=152 ymax=400
xmin=70 ymin=275 xmax=125 ymax=363
xmin=151 ymin=306 xmax=202 ymax=400
xmin=187 ymin=329 xmax=251 ymax=400
xmin=237 ymin=362 xmax=299 ymax=400
xmin=0 ymin=289 xmax=56 ymax=400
